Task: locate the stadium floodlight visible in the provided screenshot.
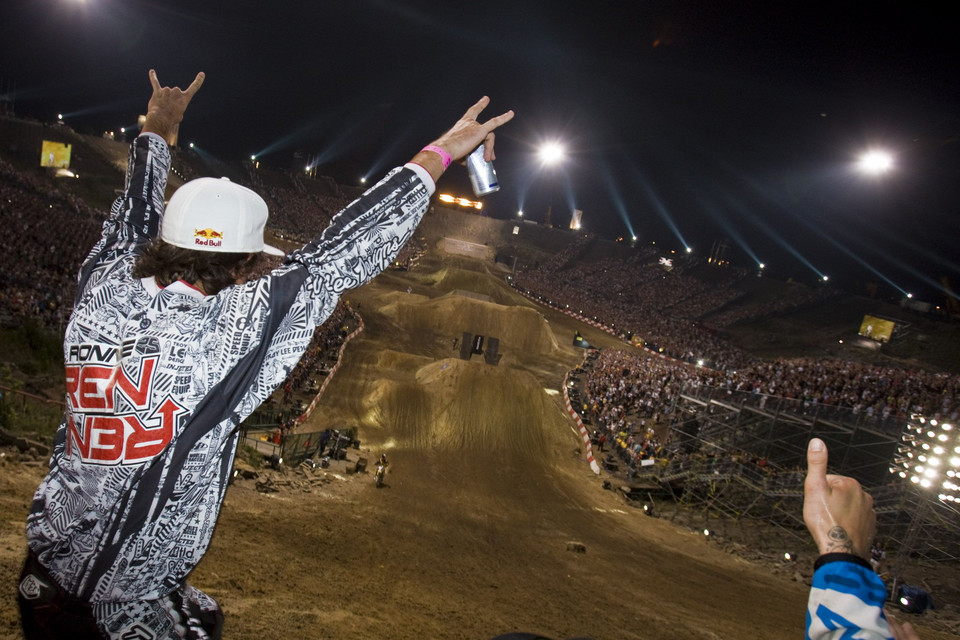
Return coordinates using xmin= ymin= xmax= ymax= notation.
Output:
xmin=538 ymin=142 xmax=565 ymax=166
xmin=857 ymin=149 xmax=894 ymax=175
xmin=893 ymin=417 xmax=960 ymax=504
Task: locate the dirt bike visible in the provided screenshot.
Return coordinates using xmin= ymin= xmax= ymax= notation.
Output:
xmin=375 ymin=462 xmax=386 ymax=488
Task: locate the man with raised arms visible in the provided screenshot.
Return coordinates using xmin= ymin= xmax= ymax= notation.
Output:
xmin=19 ymin=69 xmax=513 ymax=639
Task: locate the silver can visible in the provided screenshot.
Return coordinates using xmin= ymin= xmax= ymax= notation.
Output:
xmin=466 ymin=144 xmax=500 ymax=196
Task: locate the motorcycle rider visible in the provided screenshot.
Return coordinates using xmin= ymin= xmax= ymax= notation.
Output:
xmin=375 ymin=453 xmax=389 ymax=487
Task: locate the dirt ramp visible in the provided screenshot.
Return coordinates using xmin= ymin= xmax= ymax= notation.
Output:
xmin=364 ymin=358 xmax=565 ymax=463
xmin=381 ymin=293 xmax=559 ymax=358
xmin=406 ymin=266 xmax=521 ymax=304
xmin=423 ymin=266 xmax=493 ymax=291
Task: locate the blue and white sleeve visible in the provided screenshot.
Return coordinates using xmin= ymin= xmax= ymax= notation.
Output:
xmin=806 ymin=554 xmax=893 ymax=640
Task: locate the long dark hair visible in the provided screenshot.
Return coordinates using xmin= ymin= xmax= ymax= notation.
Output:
xmin=132 ymin=239 xmax=263 ymax=295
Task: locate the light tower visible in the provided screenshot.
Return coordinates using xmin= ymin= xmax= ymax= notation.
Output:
xmin=889 ymin=416 xmax=960 ymax=597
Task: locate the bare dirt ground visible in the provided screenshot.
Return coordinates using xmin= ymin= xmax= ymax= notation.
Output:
xmin=1 ymin=253 xmax=956 ymax=640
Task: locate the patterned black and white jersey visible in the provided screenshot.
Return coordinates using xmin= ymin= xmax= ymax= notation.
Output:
xmin=26 ymin=133 xmax=433 ymax=603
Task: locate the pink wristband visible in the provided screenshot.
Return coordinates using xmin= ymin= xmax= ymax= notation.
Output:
xmin=422 ymin=145 xmax=452 ymax=170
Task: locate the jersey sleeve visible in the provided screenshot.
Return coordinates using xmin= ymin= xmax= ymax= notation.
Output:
xmin=189 ymin=163 xmax=434 ymax=416
xmin=287 ymin=164 xmax=432 ymax=295
xmin=75 ymin=133 xmax=170 ymax=302
xmin=806 ymin=554 xmax=893 ymax=640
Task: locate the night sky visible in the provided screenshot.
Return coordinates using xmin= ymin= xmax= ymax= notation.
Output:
xmin=2 ymin=1 xmax=958 ymax=302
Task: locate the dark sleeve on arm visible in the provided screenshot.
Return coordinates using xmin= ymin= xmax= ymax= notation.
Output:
xmin=116 ymin=133 xmax=170 ymax=241
xmin=814 ymin=553 xmax=873 ymax=572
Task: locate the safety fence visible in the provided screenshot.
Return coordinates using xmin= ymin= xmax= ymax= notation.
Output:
xmin=561 ymin=350 xmax=601 ymax=475
xmin=0 ymin=384 xmax=64 ymax=439
xmin=678 ymin=383 xmax=907 ymax=437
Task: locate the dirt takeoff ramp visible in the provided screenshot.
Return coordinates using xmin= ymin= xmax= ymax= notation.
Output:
xmin=383 ymin=290 xmax=562 ymax=363
xmin=367 ymin=357 xmax=565 ymax=460
xmin=317 ymin=289 xmax=574 ymax=467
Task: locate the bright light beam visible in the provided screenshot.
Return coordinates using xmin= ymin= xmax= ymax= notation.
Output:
xmin=696 ymin=197 xmax=761 ymax=266
xmin=857 ymin=150 xmax=894 ymax=176
xmin=720 ymin=192 xmax=826 ymax=281
xmin=631 ymin=169 xmax=691 ymax=252
xmin=599 ymin=158 xmax=636 ymax=240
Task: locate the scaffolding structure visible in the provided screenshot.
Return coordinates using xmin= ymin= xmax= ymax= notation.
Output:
xmin=639 ymin=383 xmax=960 ymax=565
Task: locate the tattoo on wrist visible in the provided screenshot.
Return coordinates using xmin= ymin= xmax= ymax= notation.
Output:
xmin=826 ymin=526 xmax=854 ymax=553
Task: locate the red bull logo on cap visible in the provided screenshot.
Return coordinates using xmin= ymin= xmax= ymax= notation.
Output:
xmin=194 ymin=228 xmax=224 ymax=248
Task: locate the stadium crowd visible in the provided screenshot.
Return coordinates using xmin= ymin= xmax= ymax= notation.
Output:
xmin=0 ymin=157 xmax=103 ymax=327
xmin=508 ymin=229 xmax=959 ymax=474
xmin=513 ymin=244 xmax=757 ymax=370
xmin=242 ymin=162 xmax=350 ymax=242
xmin=588 ymin=349 xmax=959 ymax=427
xmin=578 ymin=346 xmax=960 ymax=480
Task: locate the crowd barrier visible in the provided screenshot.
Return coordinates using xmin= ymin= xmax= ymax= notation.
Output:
xmin=562 ymin=352 xmax=601 ymax=475
xmin=0 ymin=384 xmax=64 ymax=438
xmin=679 ymin=383 xmax=907 ymax=436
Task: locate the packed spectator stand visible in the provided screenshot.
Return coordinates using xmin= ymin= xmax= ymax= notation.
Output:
xmin=0 ymin=156 xmax=103 ymax=328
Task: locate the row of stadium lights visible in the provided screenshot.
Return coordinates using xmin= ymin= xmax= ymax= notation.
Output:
xmin=893 ymin=417 xmax=960 ymax=503
xmin=437 ymin=194 xmax=483 ymax=210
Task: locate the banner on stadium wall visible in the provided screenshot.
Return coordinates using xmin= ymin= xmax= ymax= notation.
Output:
xmin=40 ymin=140 xmax=72 ymax=169
xmin=859 ymin=315 xmax=894 ymax=343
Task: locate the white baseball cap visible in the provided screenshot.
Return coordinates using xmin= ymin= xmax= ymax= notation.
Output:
xmin=161 ymin=177 xmax=284 ymax=256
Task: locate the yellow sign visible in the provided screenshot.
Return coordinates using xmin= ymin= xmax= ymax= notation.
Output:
xmin=859 ymin=315 xmax=894 ymax=343
xmin=40 ymin=140 xmax=72 ymax=168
